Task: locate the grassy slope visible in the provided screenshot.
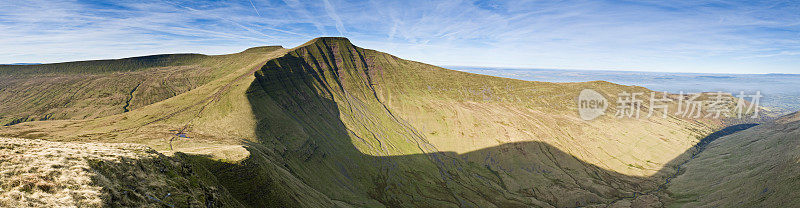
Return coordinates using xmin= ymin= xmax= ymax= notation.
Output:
xmin=667 ymin=112 xmax=800 ymax=207
xmin=0 ymin=44 xmax=339 ymax=207
xmin=232 ymin=37 xmax=734 ymax=207
xmin=0 ymin=47 xmax=283 ymax=126
xmin=0 ymin=37 xmax=751 ymax=207
xmin=0 ymin=46 xmax=287 ymax=158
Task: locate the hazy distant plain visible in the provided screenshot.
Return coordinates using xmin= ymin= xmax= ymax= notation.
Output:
xmin=452 ymin=66 xmax=800 ymax=115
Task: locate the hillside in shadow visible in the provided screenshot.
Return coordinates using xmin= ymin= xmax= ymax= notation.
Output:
xmin=0 ymin=37 xmax=766 ymax=207
xmin=666 ymin=115 xmax=800 ymax=207
xmin=224 ymin=43 xmax=758 ymax=207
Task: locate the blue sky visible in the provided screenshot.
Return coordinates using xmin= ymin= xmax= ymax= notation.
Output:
xmin=1 ymin=0 xmax=798 ymax=74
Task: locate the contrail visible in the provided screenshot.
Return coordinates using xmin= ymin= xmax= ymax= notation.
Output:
xmin=322 ymin=0 xmax=346 ymax=36
xmin=249 ymin=0 xmax=261 ymax=17
xmin=162 ymin=0 xmax=312 ymax=39
xmin=164 ymin=0 xmax=273 ymax=39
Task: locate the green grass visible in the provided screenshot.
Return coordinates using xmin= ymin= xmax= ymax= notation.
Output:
xmin=666 ymin=117 xmax=800 ymax=207
xmin=0 ymin=37 xmax=770 ymax=207
xmin=0 ymin=54 xmax=206 ymax=75
xmin=0 ymin=46 xmax=285 ymax=126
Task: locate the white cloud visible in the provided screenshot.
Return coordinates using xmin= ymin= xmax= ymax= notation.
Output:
xmin=0 ymin=0 xmax=798 ymax=74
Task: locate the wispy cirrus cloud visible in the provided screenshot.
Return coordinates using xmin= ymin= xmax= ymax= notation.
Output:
xmin=249 ymin=0 xmax=261 ymax=17
xmin=321 ymin=0 xmax=346 ymax=36
xmin=1 ymin=0 xmax=798 ymax=74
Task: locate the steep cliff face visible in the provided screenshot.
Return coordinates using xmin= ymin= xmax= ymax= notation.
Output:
xmin=239 ymin=37 xmax=732 ymax=207
xmin=245 ymin=37 xmax=532 ymax=207
xmin=0 ymin=37 xmax=748 ymax=207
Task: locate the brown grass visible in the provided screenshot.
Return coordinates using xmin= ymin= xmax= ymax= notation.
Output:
xmin=0 ymin=137 xmax=154 ymax=207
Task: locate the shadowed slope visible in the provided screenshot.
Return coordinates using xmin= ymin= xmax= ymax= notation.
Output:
xmin=0 ymin=37 xmax=765 ymax=207
xmin=668 ymin=113 xmax=800 ymax=207
xmin=232 ymin=37 xmax=748 ymax=207
xmin=243 ymin=57 xmax=759 ymax=207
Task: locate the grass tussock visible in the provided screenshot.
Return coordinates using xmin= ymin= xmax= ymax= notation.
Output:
xmin=0 ymin=137 xmax=242 ymax=208
xmin=0 ymin=138 xmax=155 ymax=207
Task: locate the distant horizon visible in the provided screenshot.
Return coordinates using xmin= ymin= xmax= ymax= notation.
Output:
xmin=450 ymin=64 xmax=800 ymax=114
xmin=444 ymin=65 xmax=800 ymax=75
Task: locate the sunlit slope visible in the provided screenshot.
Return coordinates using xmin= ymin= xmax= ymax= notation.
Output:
xmin=0 ymin=45 xmax=340 ymax=207
xmin=0 ymin=46 xmax=284 ymax=126
xmin=0 ymin=46 xmax=288 ymax=158
xmin=241 ymin=37 xmax=537 ymax=207
xmin=0 ymin=137 xmax=249 ymax=207
xmin=370 ymin=49 xmax=726 ymax=178
xmin=0 ymin=37 xmax=743 ymax=207
xmin=667 ymin=112 xmax=800 ymax=207
xmin=237 ymin=37 xmax=734 ymax=207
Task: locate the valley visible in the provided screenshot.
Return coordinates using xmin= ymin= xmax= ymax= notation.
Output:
xmin=0 ymin=37 xmax=795 ymax=208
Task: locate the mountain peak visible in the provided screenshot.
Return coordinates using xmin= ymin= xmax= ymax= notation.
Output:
xmin=295 ymin=37 xmax=353 ymax=49
xmin=310 ymin=36 xmax=350 ymax=42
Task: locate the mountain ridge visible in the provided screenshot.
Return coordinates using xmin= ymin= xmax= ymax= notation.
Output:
xmin=0 ymin=37 xmax=777 ymax=207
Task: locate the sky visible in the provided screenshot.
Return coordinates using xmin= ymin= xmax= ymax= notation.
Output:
xmin=1 ymin=0 xmax=798 ymax=74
